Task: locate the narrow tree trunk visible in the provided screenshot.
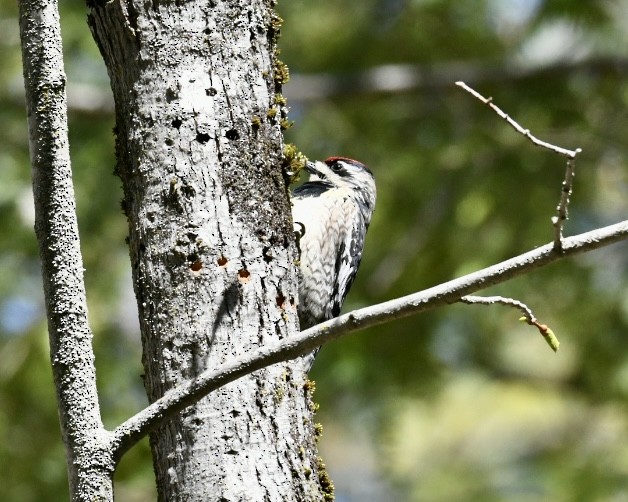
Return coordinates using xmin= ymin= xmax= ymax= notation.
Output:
xmin=88 ymin=1 xmax=325 ymax=499
xmin=19 ymin=0 xmax=114 ymax=498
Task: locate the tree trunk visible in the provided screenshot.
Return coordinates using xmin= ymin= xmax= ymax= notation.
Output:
xmin=88 ymin=1 xmax=326 ymax=500
xmin=18 ymin=0 xmax=114 ymax=498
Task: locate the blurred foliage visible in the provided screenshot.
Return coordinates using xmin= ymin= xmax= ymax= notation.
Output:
xmin=1 ymin=0 xmax=627 ymax=500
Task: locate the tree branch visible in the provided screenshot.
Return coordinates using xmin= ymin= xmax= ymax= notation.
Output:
xmin=455 ymin=81 xmax=580 ymax=158
xmin=456 ymin=80 xmax=583 ymax=251
xmin=18 ymin=0 xmax=110 ymax=496
xmin=459 ymin=295 xmax=559 ymax=352
xmin=460 ymin=295 xmax=537 ymax=321
xmin=112 ymin=219 xmax=628 ymax=459
xmin=552 ymin=156 xmax=577 ymax=250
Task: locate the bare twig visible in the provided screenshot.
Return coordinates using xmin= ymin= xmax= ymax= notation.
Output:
xmin=551 ymin=155 xmax=579 ymax=250
xmin=455 ymin=81 xmax=580 ymax=158
xmin=459 ymin=295 xmax=559 ymax=352
xmin=455 ymin=81 xmax=583 ymax=249
xmin=460 ymin=295 xmax=535 ymax=320
xmin=112 ymin=219 xmax=628 ymax=457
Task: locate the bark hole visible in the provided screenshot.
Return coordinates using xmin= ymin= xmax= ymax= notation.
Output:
xmin=262 ymin=246 xmax=273 ymax=262
xmin=225 ymin=128 xmax=239 ymax=140
xmin=276 ymin=294 xmax=286 ymax=307
xmin=238 ymin=268 xmax=250 ymax=283
xmin=165 ymin=87 xmax=178 ymax=102
xmin=196 ymin=132 xmax=210 ymax=143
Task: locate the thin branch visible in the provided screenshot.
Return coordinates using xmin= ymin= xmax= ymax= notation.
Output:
xmin=112 ymin=219 xmax=628 ymax=459
xmin=18 ymin=0 xmax=109 ymax=495
xmin=460 ymin=295 xmax=536 ymax=320
xmin=455 ymin=81 xmax=580 ymax=158
xmin=552 ymin=156 xmax=578 ymax=250
xmin=459 ymin=295 xmax=560 ymax=352
xmin=456 ymin=80 xmax=583 ymax=250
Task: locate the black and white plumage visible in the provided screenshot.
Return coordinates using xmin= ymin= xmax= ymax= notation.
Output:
xmin=291 ymin=157 xmax=376 ymax=367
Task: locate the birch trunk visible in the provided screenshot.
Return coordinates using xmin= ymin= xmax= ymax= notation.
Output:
xmin=88 ymin=0 xmax=326 ymax=499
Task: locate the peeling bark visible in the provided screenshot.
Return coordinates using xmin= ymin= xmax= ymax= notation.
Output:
xmin=88 ymin=1 xmax=323 ymax=499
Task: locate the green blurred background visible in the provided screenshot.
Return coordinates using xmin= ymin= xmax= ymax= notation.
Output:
xmin=1 ymin=0 xmax=627 ymax=500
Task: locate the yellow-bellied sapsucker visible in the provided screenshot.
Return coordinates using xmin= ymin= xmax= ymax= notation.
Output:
xmin=291 ymin=157 xmax=376 ymax=369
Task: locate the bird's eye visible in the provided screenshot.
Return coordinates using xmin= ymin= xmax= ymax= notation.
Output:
xmin=330 ymin=162 xmax=343 ymax=172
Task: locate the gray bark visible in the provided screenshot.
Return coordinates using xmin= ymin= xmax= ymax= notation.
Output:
xmin=88 ymin=1 xmax=325 ymax=500
xmin=18 ymin=0 xmax=114 ymax=499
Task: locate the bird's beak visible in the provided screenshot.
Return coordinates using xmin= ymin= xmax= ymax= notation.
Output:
xmin=305 ymin=160 xmax=323 ymax=177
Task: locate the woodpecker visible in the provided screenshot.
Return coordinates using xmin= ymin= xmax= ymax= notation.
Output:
xmin=291 ymin=157 xmax=376 ymax=368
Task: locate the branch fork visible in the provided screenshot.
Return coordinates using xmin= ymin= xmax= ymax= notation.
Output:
xmin=455 ymin=81 xmax=582 ymax=250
